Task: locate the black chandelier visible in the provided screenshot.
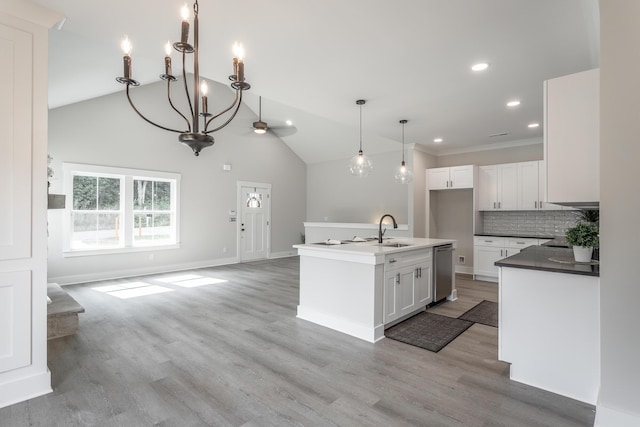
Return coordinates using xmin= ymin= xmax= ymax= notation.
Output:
xmin=116 ymin=0 xmax=250 ymax=156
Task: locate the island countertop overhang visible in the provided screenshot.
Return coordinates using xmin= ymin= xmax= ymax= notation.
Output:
xmin=293 ymin=238 xmax=456 ymax=265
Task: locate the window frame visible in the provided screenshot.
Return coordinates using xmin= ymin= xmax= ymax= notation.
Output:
xmin=62 ymin=163 xmax=181 ymax=257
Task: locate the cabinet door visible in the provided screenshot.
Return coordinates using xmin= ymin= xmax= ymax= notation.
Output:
xmin=474 ymin=245 xmax=503 ymax=277
xmin=427 ymin=167 xmax=450 ymax=190
xmin=537 ymin=161 xmax=563 ymax=210
xmin=450 ymin=165 xmax=474 ymax=189
xmin=383 ymin=270 xmax=400 ymax=323
xmin=517 ymin=161 xmax=539 ymax=210
xmin=545 ymin=69 xmax=599 ymax=204
xmin=415 ymin=261 xmax=432 ymax=306
xmin=504 ymin=247 xmax=521 ymax=258
xmin=398 ymin=266 xmax=417 ymax=317
xmin=497 ymin=163 xmax=518 ymax=210
xmin=478 ymin=165 xmax=498 ymax=210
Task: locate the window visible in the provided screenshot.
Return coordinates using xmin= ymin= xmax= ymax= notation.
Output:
xmin=63 ymin=163 xmax=180 ymax=255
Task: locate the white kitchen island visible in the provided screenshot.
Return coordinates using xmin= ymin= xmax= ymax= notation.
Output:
xmin=293 ymin=238 xmax=456 ymax=343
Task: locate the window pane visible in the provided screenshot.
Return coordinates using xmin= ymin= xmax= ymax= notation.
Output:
xmin=134 ymin=180 xmax=153 ymax=210
xmin=71 ymin=213 xmax=121 ymax=249
xmin=133 ymin=213 xmax=172 ymax=245
xmin=98 ymin=177 xmax=120 ymax=210
xmin=154 ymin=181 xmax=171 ymax=210
xmin=73 ymin=176 xmax=97 ymax=210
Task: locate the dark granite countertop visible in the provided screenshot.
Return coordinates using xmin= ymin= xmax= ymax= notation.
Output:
xmin=474 ymin=233 xmax=557 ymax=240
xmin=495 ymin=245 xmax=599 ymax=277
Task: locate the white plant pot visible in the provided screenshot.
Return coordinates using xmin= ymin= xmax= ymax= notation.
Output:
xmin=573 ymin=246 xmax=593 ymax=263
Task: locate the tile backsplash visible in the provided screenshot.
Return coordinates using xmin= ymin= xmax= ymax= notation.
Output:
xmin=481 ymin=210 xmax=578 ymax=237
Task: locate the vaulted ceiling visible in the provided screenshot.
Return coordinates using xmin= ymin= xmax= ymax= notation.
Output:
xmin=37 ymin=0 xmax=600 ymax=163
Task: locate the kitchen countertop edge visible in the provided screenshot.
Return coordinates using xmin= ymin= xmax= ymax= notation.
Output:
xmin=495 ymin=246 xmax=599 ymax=277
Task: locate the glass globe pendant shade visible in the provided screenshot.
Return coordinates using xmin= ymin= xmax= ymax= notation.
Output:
xmin=394 ymin=160 xmax=413 ymax=184
xmin=349 ymin=150 xmax=373 ymax=177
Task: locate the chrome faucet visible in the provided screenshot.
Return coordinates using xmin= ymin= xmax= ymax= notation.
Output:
xmin=378 ymin=214 xmax=398 ymax=243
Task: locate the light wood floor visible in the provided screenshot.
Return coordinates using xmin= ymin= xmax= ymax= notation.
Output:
xmin=1 ymin=257 xmax=595 ymax=426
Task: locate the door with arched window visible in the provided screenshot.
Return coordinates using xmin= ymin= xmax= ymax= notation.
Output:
xmin=237 ymin=182 xmax=271 ymax=262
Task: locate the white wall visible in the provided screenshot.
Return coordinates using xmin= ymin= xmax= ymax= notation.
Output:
xmin=47 ymin=80 xmax=306 ymax=284
xmin=306 ymin=150 xmax=412 ymax=224
xmin=597 ymin=1 xmax=640 ymax=425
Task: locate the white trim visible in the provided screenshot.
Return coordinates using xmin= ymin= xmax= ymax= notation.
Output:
xmin=269 ymin=251 xmax=298 ymax=259
xmin=0 ymin=369 xmax=52 ymax=410
xmin=50 ymin=257 xmax=239 ymax=286
xmin=63 ymin=243 xmax=180 ymax=258
xmin=62 ymin=162 xmax=180 ymax=255
xmin=433 ymin=137 xmax=543 ymax=157
xmin=296 ymin=305 xmax=385 ymax=343
xmin=455 ymin=265 xmax=474 ymax=275
xmin=595 ymin=404 xmax=640 ymax=427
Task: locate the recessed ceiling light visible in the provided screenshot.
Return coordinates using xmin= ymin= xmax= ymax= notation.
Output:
xmin=433 ymin=138 xmax=443 ymax=143
xmin=471 ymin=62 xmax=489 ymax=72
xmin=528 ymin=123 xmax=540 ymax=128
xmin=507 ymin=100 xmax=521 ymax=107
xmin=285 ymin=120 xmax=293 ymax=126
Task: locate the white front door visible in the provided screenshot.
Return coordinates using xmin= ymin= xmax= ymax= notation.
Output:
xmin=238 ymin=182 xmax=271 ymax=262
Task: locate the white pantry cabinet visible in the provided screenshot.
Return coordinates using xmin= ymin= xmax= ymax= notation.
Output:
xmin=478 ymin=163 xmax=518 ymax=210
xmin=0 ymin=1 xmax=62 ymax=408
xmin=427 ymin=165 xmax=474 ymax=190
xmin=544 ymin=68 xmax=599 ymax=204
xmin=383 ymin=250 xmax=432 ymax=324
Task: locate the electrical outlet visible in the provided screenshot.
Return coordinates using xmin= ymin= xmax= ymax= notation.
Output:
xmin=149 ymin=253 xmax=154 ymax=261
xmin=223 ymin=247 xmax=227 ymax=253
xmin=458 ymin=256 xmax=465 ymax=264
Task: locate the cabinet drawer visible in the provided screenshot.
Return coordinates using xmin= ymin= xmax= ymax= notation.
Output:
xmin=505 ymin=238 xmax=539 ymax=249
xmin=474 ymin=237 xmax=505 ymax=247
xmin=385 ymin=249 xmax=432 ymax=270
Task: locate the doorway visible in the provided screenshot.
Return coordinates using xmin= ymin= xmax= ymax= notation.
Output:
xmin=237 ymin=182 xmax=271 ymax=262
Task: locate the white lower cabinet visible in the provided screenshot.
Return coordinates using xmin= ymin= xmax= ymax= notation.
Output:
xmin=383 ymin=250 xmax=432 ymax=325
xmin=473 ymin=237 xmax=539 ymax=280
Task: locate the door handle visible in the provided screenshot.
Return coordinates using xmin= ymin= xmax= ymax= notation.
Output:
xmin=535 ymin=201 xmax=537 ymax=209
xmin=493 ymin=202 xmax=496 ymax=209
xmin=498 ymin=201 xmax=501 ymax=209
xmin=396 ymin=273 xmax=400 ymax=284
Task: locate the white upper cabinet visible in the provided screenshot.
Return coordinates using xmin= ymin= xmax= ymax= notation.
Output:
xmin=517 ymin=161 xmax=540 ymax=210
xmin=427 ymin=165 xmax=474 ymax=190
xmin=544 ymin=69 xmax=600 ymax=204
xmin=478 ymin=164 xmax=517 ymax=210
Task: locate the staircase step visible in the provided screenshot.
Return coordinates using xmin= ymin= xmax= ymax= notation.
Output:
xmin=47 ymin=283 xmax=84 ymax=340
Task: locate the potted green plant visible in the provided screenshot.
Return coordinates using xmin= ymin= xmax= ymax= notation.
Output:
xmin=565 ymin=222 xmax=599 ymax=262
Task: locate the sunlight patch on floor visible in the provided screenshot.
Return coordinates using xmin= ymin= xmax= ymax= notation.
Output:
xmin=92 ymin=281 xmax=174 ymax=299
xmin=157 ymin=274 xmax=228 ymax=288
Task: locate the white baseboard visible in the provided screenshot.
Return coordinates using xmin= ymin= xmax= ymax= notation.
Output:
xmin=595 ymin=404 xmax=640 ymax=426
xmin=296 ymin=305 xmax=384 ymax=343
xmin=0 ymin=369 xmax=51 ymax=409
xmin=270 ymin=251 xmax=298 ymax=259
xmin=49 ymin=257 xmax=239 ymax=285
xmin=455 ymin=265 xmax=474 ymax=275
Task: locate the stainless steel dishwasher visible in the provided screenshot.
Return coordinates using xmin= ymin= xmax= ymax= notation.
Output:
xmin=433 ymin=244 xmax=453 ymax=304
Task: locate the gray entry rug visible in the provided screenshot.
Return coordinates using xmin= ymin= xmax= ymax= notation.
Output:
xmin=458 ymin=300 xmax=498 ymax=328
xmin=385 ymin=312 xmax=473 ymax=353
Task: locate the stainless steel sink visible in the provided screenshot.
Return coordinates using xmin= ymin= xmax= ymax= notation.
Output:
xmin=378 ymin=242 xmax=412 ymax=248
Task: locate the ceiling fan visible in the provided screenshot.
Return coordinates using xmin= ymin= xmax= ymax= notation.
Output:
xmin=251 ymin=96 xmax=297 ymax=137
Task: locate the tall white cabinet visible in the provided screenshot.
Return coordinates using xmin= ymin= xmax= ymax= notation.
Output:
xmin=0 ymin=1 xmax=62 ymax=408
xmin=544 ymin=68 xmax=600 ymax=204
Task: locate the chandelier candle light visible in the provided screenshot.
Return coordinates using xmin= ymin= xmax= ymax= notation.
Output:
xmin=394 ymin=119 xmax=413 ymax=184
xmin=116 ymin=1 xmax=251 ymax=156
xmin=348 ymin=99 xmax=373 ymax=177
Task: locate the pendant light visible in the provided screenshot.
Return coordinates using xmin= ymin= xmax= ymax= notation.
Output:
xmin=394 ymin=119 xmax=413 ymax=184
xmin=348 ymin=99 xmax=373 ymax=177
